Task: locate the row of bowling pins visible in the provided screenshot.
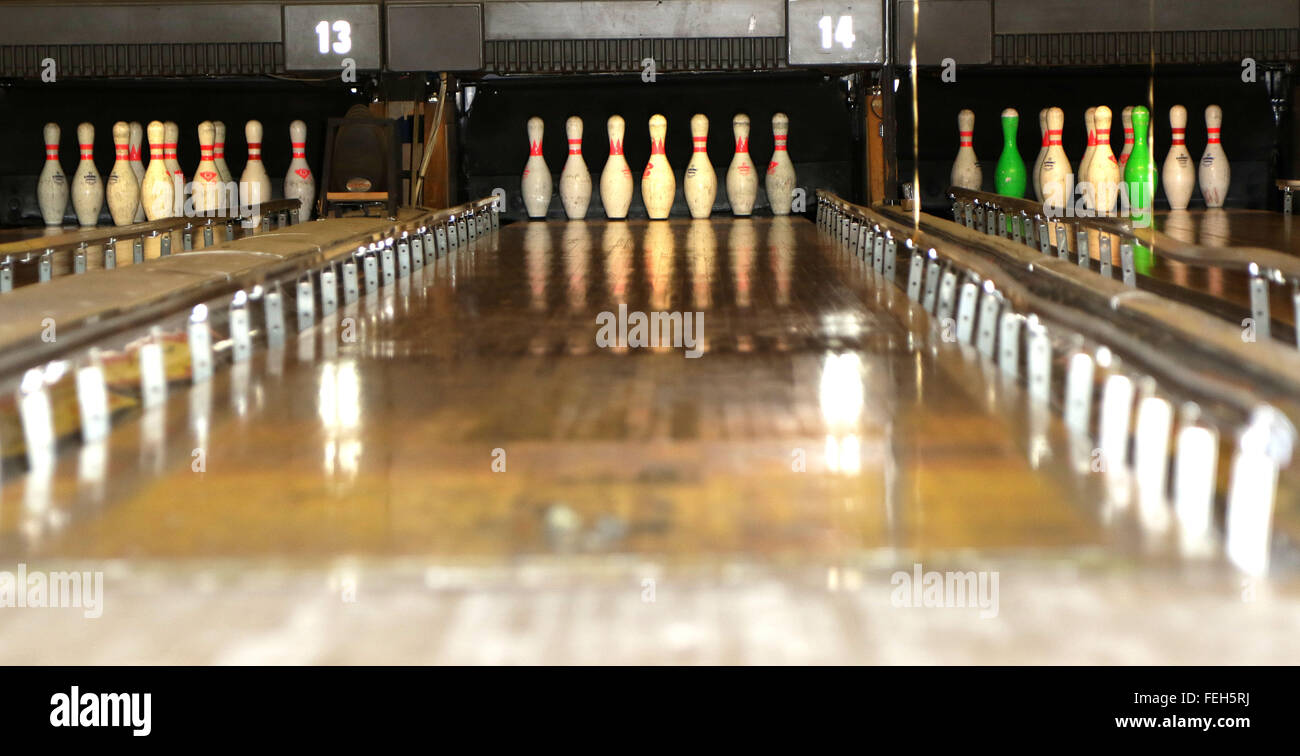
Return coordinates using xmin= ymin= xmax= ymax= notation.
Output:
xmin=37 ymin=119 xmax=316 ymax=228
xmin=951 ymin=103 xmax=1229 ymax=211
xmin=522 ymin=112 xmax=797 ymax=221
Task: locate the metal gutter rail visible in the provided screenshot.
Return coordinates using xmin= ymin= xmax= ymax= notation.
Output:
xmin=817 ymin=189 xmax=1297 ymax=578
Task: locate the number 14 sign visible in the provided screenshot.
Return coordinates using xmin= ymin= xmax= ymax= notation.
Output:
xmin=787 ymin=1 xmax=883 ymax=65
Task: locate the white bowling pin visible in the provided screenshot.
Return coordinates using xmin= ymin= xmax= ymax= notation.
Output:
xmin=683 ymin=113 xmax=717 ymax=219
xmin=1038 ymin=107 xmax=1072 ymax=214
xmin=1118 ymin=106 xmax=1134 ymax=170
xmin=1199 ymin=104 xmax=1230 ymax=208
xmin=1032 ymin=108 xmax=1048 ymax=203
xmin=641 ymin=114 xmax=675 ymax=219
xmin=766 ymin=112 xmax=796 ymax=215
xmin=239 ymin=119 xmax=273 ymax=211
xmin=726 ymin=114 xmax=758 ymax=216
xmin=521 ymin=116 xmax=552 ymax=219
xmin=1090 ymin=106 xmax=1120 ymax=215
xmin=106 ymin=121 xmax=141 ymax=226
xmin=37 ymin=123 xmax=68 ymax=226
xmin=141 ymin=120 xmax=174 ymax=221
xmin=558 ymin=116 xmax=592 ymax=220
xmin=284 ymin=119 xmax=316 ymax=221
xmin=192 ymin=121 xmax=221 ymax=215
xmin=70 ymin=122 xmax=102 ymax=227
xmin=600 ymin=115 xmax=633 ymax=219
xmin=1078 ymin=107 xmax=1097 ymax=209
xmin=213 ymin=120 xmax=233 ymax=211
xmin=128 ymin=121 xmax=146 ymax=222
xmin=163 ymin=120 xmax=184 ymax=214
xmin=1162 ymin=105 xmax=1195 ymax=211
xmin=950 ymin=109 xmax=982 ymax=190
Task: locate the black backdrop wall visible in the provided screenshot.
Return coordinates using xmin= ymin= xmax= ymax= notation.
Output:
xmin=897 ymin=65 xmax=1282 ymax=214
xmin=462 ymin=73 xmax=859 ymax=222
xmin=0 ymin=79 xmax=365 ymax=226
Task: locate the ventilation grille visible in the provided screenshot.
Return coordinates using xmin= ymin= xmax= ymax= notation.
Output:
xmin=0 ymin=43 xmax=284 ymax=77
xmin=994 ymin=29 xmax=1300 ymax=66
xmin=485 ymin=37 xmax=787 ymax=75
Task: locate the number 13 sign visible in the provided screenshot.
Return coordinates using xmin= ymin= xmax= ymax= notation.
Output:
xmin=284 ymin=4 xmax=381 ymax=71
xmin=787 ymin=1 xmax=883 ymax=65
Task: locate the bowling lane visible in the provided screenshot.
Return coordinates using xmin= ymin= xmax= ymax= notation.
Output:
xmin=1 ymin=216 xmax=1296 ymax=663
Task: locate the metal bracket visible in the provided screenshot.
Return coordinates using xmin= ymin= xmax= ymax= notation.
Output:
xmin=998 ymin=312 xmax=1021 ymax=377
xmin=264 ymin=287 xmax=285 ymax=350
xmin=320 ymin=266 xmax=338 ymax=317
xmin=134 ymin=237 xmax=144 ymax=264
xmin=1055 ymin=223 xmax=1069 ymax=260
xmin=230 ymin=294 xmax=252 ymax=361
xmin=39 ymin=250 xmax=52 ymax=281
xmin=188 ymin=305 xmax=214 ymax=382
xmin=906 ymin=253 xmax=925 ymax=302
xmin=922 ymin=259 xmax=942 ymax=313
xmin=1098 ymin=235 xmax=1112 ymax=278
xmin=74 ymin=245 xmax=86 ymax=274
xmin=381 ymin=241 xmax=396 ymax=287
xmin=976 ymin=288 xmax=999 ymax=357
xmin=364 ymin=251 xmax=379 ymax=294
xmin=139 ymin=338 xmax=167 ymax=409
xmin=1120 ymin=243 xmax=1136 ymax=287
xmin=1075 ymin=230 xmax=1090 ymax=268
xmin=1026 ymin=319 xmax=1051 ymax=406
xmin=936 ymin=270 xmax=958 ymax=323
xmin=76 ymin=363 xmax=109 ymax=444
xmin=296 ymin=276 xmax=315 ymax=332
xmin=1249 ymin=272 xmax=1271 ymax=341
xmin=955 ymin=281 xmax=978 ymax=344
xmin=883 ymin=236 xmax=897 ymax=280
xmin=343 ymin=259 xmax=360 ymax=304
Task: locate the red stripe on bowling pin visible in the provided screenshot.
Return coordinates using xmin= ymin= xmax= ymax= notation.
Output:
xmin=528 ymin=140 xmax=542 ymax=156
xmin=959 ymin=130 xmax=972 ymax=147
xmin=609 ymin=139 xmax=623 ymax=156
xmin=214 ymin=142 xmax=225 ymax=158
xmin=1048 ymin=129 xmax=1062 ymax=145
xmin=1207 ymin=127 xmax=1221 ymax=144
xmin=567 ymin=138 xmax=581 ymax=155
xmin=116 ymin=146 xmax=129 ymax=159
xmin=650 ymin=138 xmax=665 ymax=155
xmin=128 ymin=146 xmax=142 ymax=161
xmin=692 ymin=136 xmax=707 ymax=153
xmin=248 ymin=142 xmax=262 ymax=160
xmin=774 ymin=135 xmax=788 ymax=152
xmin=79 ymin=143 xmax=93 ymax=160
xmin=45 ymin=144 xmax=59 ymax=160
xmin=735 ymin=136 xmax=748 ymax=152
xmin=1172 ymin=128 xmax=1185 ymax=146
xmin=291 ymin=141 xmax=307 ymax=158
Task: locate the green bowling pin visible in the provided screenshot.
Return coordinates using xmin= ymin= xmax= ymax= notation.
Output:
xmin=1123 ymin=105 xmax=1157 ymax=226
xmin=995 ymin=108 xmax=1027 ymax=199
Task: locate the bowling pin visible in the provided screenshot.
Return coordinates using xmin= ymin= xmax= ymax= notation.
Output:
xmin=284 ymin=119 xmax=316 ymax=221
xmin=641 ymin=114 xmax=675 ymax=219
xmin=128 ymin=122 xmax=146 ymax=222
xmin=521 ymin=116 xmax=552 ymax=219
xmin=558 ymin=116 xmax=591 ymax=220
xmin=1199 ymin=104 xmax=1230 ymax=208
xmin=950 ymin=109 xmax=982 ymax=190
xmin=766 ymin=112 xmax=797 ymax=215
xmin=192 ymin=121 xmax=221 ymax=215
xmin=1162 ymin=105 xmax=1195 ymax=211
xmin=1038 ymin=107 xmax=1072 ymax=214
xmin=70 ymin=122 xmax=103 ymax=227
xmin=1123 ymin=105 xmax=1157 ymax=224
xmin=726 ymin=114 xmax=758 ymax=216
xmin=600 ymin=115 xmax=633 ymax=219
xmin=994 ymin=108 xmax=1027 ymax=199
xmin=1090 ymin=106 xmax=1120 ymax=215
xmin=1078 ymin=107 xmax=1097 ymax=209
xmin=1032 ymin=108 xmax=1048 ymax=203
xmin=1118 ymin=106 xmax=1134 ymax=170
xmin=106 ymin=121 xmax=141 ymax=226
xmin=239 ymin=119 xmax=273 ymax=211
xmin=37 ymin=123 xmax=68 ymax=226
xmin=141 ymin=120 xmax=174 ymax=221
xmin=163 ymin=120 xmax=184 ymax=214
xmin=683 ymin=114 xmax=717 ymax=219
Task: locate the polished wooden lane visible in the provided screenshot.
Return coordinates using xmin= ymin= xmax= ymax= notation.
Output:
xmin=0 ymin=216 xmax=1295 ymax=663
